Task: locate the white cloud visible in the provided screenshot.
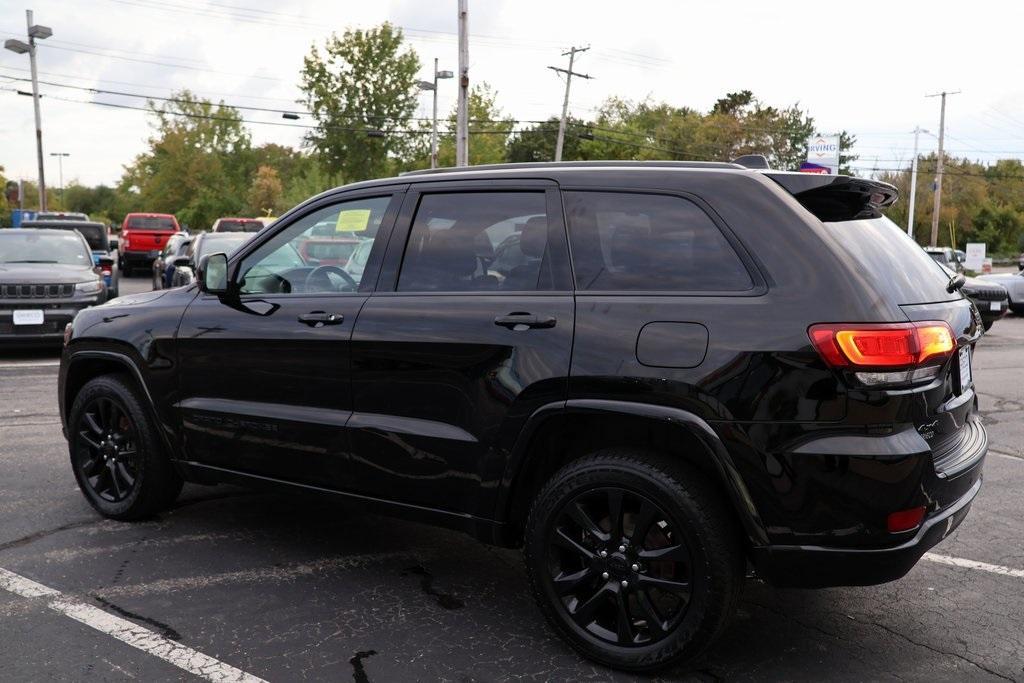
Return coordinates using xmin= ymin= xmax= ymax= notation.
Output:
xmin=2 ymin=0 xmax=1022 ymax=187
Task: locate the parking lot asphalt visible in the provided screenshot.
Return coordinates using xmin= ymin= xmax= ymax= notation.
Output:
xmin=1 ymin=275 xmax=1022 ymax=682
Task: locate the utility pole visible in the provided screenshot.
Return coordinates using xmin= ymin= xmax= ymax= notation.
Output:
xmin=455 ymin=0 xmax=469 ymax=167
xmin=926 ymin=90 xmax=960 ymax=247
xmin=50 ymin=152 xmax=69 ymax=209
xmin=907 ymin=126 xmax=928 ymax=238
xmin=4 ymin=10 xmax=52 ymax=211
xmin=549 ymin=46 xmax=592 ymax=162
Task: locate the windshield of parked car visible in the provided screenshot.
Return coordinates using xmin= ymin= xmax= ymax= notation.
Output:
xmin=0 ymin=231 xmax=92 ymax=265
xmin=126 ymin=216 xmax=176 ymax=230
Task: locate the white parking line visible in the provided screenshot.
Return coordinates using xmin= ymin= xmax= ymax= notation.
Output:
xmin=0 ymin=566 xmax=266 ymax=683
xmin=0 ymin=361 xmax=60 ymax=369
xmin=923 ymin=553 xmax=1024 ymax=579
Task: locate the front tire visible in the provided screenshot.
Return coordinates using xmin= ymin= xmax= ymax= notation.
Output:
xmin=524 ymin=450 xmax=744 ymax=672
xmin=68 ymin=374 xmax=183 ymax=520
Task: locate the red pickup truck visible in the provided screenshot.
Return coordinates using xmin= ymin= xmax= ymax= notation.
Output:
xmin=119 ymin=213 xmax=180 ymax=275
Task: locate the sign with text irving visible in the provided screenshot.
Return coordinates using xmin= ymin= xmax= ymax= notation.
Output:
xmin=801 ymin=134 xmax=840 ymax=174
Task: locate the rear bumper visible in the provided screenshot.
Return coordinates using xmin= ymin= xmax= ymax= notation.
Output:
xmin=122 ymin=250 xmax=160 ymax=265
xmin=748 ymin=416 xmax=987 ymax=588
xmin=752 ymin=475 xmax=981 ymax=588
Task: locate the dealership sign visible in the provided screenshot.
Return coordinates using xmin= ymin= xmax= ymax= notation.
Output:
xmin=801 ymin=134 xmax=840 ymax=174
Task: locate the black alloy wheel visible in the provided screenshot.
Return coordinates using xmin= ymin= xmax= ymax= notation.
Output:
xmin=74 ymin=396 xmax=139 ymax=503
xmin=547 ymin=486 xmax=693 ymax=647
xmin=525 ymin=450 xmax=744 ymax=672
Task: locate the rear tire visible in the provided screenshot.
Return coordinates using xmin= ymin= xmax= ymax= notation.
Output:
xmin=524 ymin=449 xmax=744 ymax=672
xmin=983 ymin=318 xmax=994 ymax=332
xmin=68 ymin=374 xmax=183 ymax=520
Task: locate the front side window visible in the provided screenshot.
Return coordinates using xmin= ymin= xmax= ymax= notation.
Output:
xmin=397 ymin=192 xmax=552 ymax=292
xmin=237 ymin=195 xmax=391 ymax=295
xmin=563 ymin=191 xmax=753 ymax=292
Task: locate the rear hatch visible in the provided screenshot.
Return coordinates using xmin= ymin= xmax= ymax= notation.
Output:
xmin=123 ymin=216 xmax=177 ymax=254
xmin=770 ymin=172 xmax=981 ymax=478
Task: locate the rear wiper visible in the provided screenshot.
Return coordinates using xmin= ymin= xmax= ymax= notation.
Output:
xmin=946 ymin=272 xmax=966 ymax=293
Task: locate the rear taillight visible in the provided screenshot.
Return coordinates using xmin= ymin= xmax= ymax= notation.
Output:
xmin=121 ymin=232 xmax=130 ymax=249
xmin=809 ymin=321 xmax=955 ymax=386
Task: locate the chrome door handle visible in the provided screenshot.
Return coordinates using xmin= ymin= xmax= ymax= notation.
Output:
xmin=298 ymin=311 xmax=344 ymax=327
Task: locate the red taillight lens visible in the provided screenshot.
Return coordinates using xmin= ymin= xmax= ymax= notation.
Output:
xmin=809 ymin=322 xmax=955 ymax=368
xmin=887 ymin=506 xmax=927 ymax=533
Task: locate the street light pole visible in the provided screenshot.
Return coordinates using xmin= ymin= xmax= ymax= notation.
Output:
xmin=26 ymin=10 xmax=47 ymax=212
xmin=455 ymin=0 xmax=469 ymax=167
xmin=907 ymin=127 xmax=928 ymax=238
xmin=417 ymin=63 xmax=452 ymax=170
xmin=5 ymin=10 xmax=52 ymax=211
xmin=50 ymin=152 xmax=69 ymax=209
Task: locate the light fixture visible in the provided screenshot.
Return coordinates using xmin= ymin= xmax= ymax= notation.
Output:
xmin=4 ymin=39 xmax=30 ymax=54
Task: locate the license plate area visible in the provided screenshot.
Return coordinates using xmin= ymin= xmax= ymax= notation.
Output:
xmin=990 ymin=301 xmax=1001 ymax=312
xmin=12 ymin=309 xmax=44 ymax=326
xmin=957 ymin=346 xmax=972 ymax=394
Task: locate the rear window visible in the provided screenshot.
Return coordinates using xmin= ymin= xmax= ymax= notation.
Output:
xmin=71 ymin=225 xmax=106 ymax=251
xmin=127 ymin=216 xmax=176 ymax=230
xmin=823 ymin=216 xmax=954 ymax=303
xmin=216 ymin=219 xmax=262 ymax=232
xmin=563 ymin=191 xmax=753 ymax=292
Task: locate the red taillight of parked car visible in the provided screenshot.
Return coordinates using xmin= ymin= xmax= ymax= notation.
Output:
xmin=809 ymin=322 xmax=954 ymax=368
xmin=809 ymin=322 xmax=955 ymax=386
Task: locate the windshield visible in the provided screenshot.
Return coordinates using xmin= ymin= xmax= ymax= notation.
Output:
xmin=0 ymin=232 xmax=91 ymax=266
xmin=127 ymin=216 xmax=176 ymax=230
xmin=823 ymin=216 xmax=956 ymax=304
xmin=196 ymin=234 xmax=252 ymax=261
xmin=216 ymin=219 xmax=263 ymax=232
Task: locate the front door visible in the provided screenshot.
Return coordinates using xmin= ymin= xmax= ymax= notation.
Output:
xmin=348 ymin=182 xmax=575 ymax=517
xmin=176 ymin=191 xmax=402 ymax=488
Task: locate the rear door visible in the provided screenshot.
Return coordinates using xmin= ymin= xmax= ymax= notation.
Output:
xmin=175 ymin=190 xmax=402 ymax=488
xmin=347 ymin=181 xmax=574 ymax=517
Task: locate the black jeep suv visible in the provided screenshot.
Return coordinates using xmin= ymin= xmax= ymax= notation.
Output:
xmin=59 ymin=161 xmax=986 ymax=672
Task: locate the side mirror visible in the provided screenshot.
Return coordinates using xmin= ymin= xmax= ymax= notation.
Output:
xmin=108 ymin=237 xmax=119 ymax=250
xmin=198 ymin=252 xmax=229 ymax=294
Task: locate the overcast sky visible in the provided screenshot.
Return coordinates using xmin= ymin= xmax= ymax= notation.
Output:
xmin=2 ymin=0 xmax=1023 ymax=188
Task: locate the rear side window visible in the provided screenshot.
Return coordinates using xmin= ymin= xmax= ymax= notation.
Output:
xmin=397 ymin=192 xmax=554 ymax=292
xmin=823 ymin=217 xmax=955 ymax=303
xmin=563 ymin=191 xmax=753 ymax=292
xmin=216 ymin=219 xmax=262 ymax=232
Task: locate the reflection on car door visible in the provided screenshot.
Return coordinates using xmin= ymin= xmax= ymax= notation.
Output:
xmin=175 ymin=191 xmax=402 ymax=489
xmin=348 ymin=181 xmax=574 ymax=518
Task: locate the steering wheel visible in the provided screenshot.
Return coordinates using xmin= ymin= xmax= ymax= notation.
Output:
xmin=304 ymin=264 xmax=358 ymax=293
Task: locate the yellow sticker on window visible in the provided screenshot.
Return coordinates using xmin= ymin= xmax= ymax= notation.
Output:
xmin=336 ymin=209 xmax=371 ymax=232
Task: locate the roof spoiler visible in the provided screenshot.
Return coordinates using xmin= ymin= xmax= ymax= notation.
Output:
xmin=763 ymin=172 xmax=898 ymax=222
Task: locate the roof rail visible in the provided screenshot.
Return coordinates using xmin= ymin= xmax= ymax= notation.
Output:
xmin=731 ymin=154 xmax=770 ymax=169
xmin=399 ymin=160 xmax=744 ymax=177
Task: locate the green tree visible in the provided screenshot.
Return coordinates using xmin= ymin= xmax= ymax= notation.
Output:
xmin=120 ymin=90 xmax=251 ymax=230
xmin=300 ymin=23 xmax=420 ymax=182
xmin=434 ymin=83 xmax=515 ymax=167
xmin=507 ymin=116 xmax=587 ymax=162
xmin=246 ymin=165 xmax=285 ymax=216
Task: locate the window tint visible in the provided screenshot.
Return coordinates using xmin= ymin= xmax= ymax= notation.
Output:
xmin=237 ymin=195 xmax=391 ymax=295
xmin=127 ymin=216 xmax=176 ymax=230
xmin=563 ymin=191 xmax=753 ymax=292
xmin=397 ymin=192 xmax=551 ymax=292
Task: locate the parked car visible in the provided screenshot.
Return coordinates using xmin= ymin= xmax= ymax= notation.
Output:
xmin=296 ymin=236 xmax=364 ymax=267
xmin=938 ymin=263 xmax=1007 ymax=330
xmin=169 ymin=232 xmax=254 ymax=287
xmin=1 ymin=228 xmax=107 ymax=344
xmin=59 ymin=161 xmax=986 ymax=672
xmin=151 ymin=233 xmax=192 ymax=290
xmin=978 ymin=269 xmax=1024 ymax=314
xmin=924 ymin=246 xmax=964 ymax=272
xmin=210 ymin=217 xmax=264 ymax=233
xmin=21 ymin=220 xmax=120 ymax=298
xmin=119 ymin=213 xmax=180 ymax=275
xmin=34 ymin=211 xmax=89 ymax=221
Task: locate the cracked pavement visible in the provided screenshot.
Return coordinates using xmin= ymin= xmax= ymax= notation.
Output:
xmin=0 ymin=276 xmax=1022 ymax=681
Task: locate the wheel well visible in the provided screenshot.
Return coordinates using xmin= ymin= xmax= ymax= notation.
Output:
xmin=504 ymin=411 xmax=746 ymax=545
xmin=64 ymin=357 xmax=135 ymax=417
